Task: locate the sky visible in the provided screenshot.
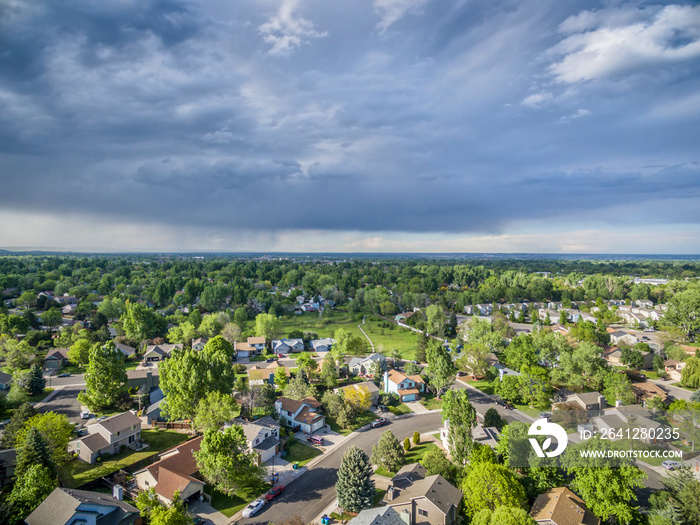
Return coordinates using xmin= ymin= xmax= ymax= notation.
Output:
xmin=1 ymin=0 xmax=699 ymax=253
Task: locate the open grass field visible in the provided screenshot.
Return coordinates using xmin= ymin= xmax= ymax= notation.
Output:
xmin=277 ymin=312 xmax=422 ymax=359
xmin=62 ymin=429 xmax=189 ymax=488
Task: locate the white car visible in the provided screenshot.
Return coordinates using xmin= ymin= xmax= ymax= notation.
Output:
xmin=80 ymin=411 xmax=90 ymax=419
xmin=662 ymin=460 xmax=681 ymax=470
xmin=242 ymin=498 xmax=265 ymax=518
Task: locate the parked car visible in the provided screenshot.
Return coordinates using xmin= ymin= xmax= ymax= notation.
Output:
xmin=242 ymin=499 xmax=265 ymax=518
xmin=539 ymin=412 xmax=552 ymax=421
xmin=266 ymin=358 xmax=275 ymax=363
xmin=377 ymin=405 xmax=389 ymax=412
xmin=371 ymin=418 xmax=389 ymax=429
xmin=456 ymin=371 xmax=467 ymax=376
xmin=80 ymin=411 xmax=90 ymax=419
xmin=306 ymin=435 xmax=324 ymax=446
xmin=265 ymin=485 xmax=285 ymax=501
xmin=662 ymin=460 xmax=681 ymax=470
xmin=57 ymin=373 xmax=71 ymax=378
xmin=496 ymin=399 xmax=513 ymax=409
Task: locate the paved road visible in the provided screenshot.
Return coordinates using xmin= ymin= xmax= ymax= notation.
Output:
xmin=44 ymin=373 xmax=86 ymax=388
xmin=453 ymin=380 xmax=534 ymax=424
xmin=38 ymin=386 xmax=84 ymax=424
xmin=236 ymin=412 xmax=444 ymax=525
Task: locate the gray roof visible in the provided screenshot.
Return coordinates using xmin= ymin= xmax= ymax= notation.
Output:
xmin=75 ymin=432 xmax=110 ymax=453
xmin=0 ymin=448 xmax=17 ymax=466
xmin=574 ymin=392 xmax=604 ymax=405
xmin=392 ymin=462 xmax=427 ymax=487
xmin=98 ymin=411 xmax=141 ymax=435
xmin=234 ymin=416 xmax=279 ymax=444
xmin=385 ymin=473 xmax=462 ymax=516
xmin=114 ymin=343 xmax=136 ymax=356
xmin=253 ymin=434 xmax=280 ymax=452
xmin=0 ymin=371 xmax=11 ymax=384
xmin=610 ymin=331 xmax=631 ymax=338
xmin=348 ymin=507 xmax=406 ymax=525
xmin=145 ymin=399 xmax=163 ymax=417
xmin=26 ymin=487 xmax=139 ymax=525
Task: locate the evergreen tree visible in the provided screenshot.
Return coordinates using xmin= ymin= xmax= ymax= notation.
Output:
xmin=403 ymin=437 xmax=411 ymax=451
xmin=78 ymin=341 xmax=129 ymax=411
xmin=426 ymin=343 xmax=456 ymax=397
xmin=5 ymin=464 xmax=56 ymax=524
xmin=335 ymin=446 xmax=375 ymax=513
xmin=371 ymin=430 xmax=405 ymax=473
xmin=26 ymin=363 xmax=46 ymax=396
xmin=415 ymin=332 xmax=428 ymax=363
xmin=442 ymin=389 xmax=477 ymax=466
xmin=0 ymin=402 xmax=37 ymax=449
xmin=413 ymin=431 xmax=420 ymax=445
xmin=16 ymin=427 xmax=55 ymax=476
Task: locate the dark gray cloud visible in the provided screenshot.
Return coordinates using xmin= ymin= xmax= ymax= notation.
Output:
xmin=1 ymin=0 xmax=699 ymax=248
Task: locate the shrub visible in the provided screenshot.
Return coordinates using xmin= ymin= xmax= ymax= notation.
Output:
xmin=403 ymin=437 xmax=411 ymax=451
xmin=412 ymin=431 xmax=420 ymax=445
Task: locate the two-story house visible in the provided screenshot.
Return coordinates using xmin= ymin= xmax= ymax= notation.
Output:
xmin=383 ymin=463 xmax=462 ymax=525
xmin=384 ymin=370 xmax=425 ymax=402
xmin=275 ymin=396 xmax=326 ymax=434
xmin=235 ymin=337 xmax=267 ymax=358
xmin=134 ymin=436 xmax=205 ymax=504
xmin=349 ymin=353 xmax=386 ymax=376
xmin=530 ymin=487 xmax=600 ymax=525
xmin=27 ymin=488 xmax=141 ymax=525
xmin=334 ymin=381 xmax=380 ymax=406
xmin=192 ymin=337 xmax=209 ymax=351
xmin=69 ymin=411 xmax=142 ymax=464
xmin=234 ymin=416 xmax=281 ymax=463
xmin=272 ymin=338 xmax=304 ymax=354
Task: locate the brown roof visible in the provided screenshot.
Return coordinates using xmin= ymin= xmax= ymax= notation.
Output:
xmin=145 ymin=437 xmax=204 ymax=500
xmin=632 ymin=382 xmax=668 ymax=402
xmin=45 ymin=348 xmax=70 ymax=360
xmin=301 ymin=396 xmax=322 ymax=408
xmin=236 ymin=342 xmax=255 ymax=351
xmin=386 ymin=369 xmax=408 ymax=386
xmin=154 ymin=467 xmax=203 ymax=501
xmin=530 ymin=487 xmax=600 ymax=525
xmin=277 ymin=395 xmax=321 ymax=414
xmin=398 ymin=388 xmax=420 ymax=396
xmin=384 ymin=473 xmax=462 ymax=516
xmin=295 ymin=406 xmax=325 ymax=425
xmin=407 ymin=375 xmax=424 ymax=384
xmin=248 ymin=336 xmax=266 ymax=344
xmin=98 ymin=411 xmax=141 ymax=435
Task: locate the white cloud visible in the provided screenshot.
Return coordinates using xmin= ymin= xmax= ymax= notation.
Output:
xmin=521 ymin=92 xmax=553 ymax=108
xmin=373 ymin=0 xmax=431 ymax=34
xmin=259 ymin=0 xmax=327 ymax=56
xmin=559 ymin=108 xmax=591 ymax=123
xmin=548 ymin=4 xmax=700 ymax=83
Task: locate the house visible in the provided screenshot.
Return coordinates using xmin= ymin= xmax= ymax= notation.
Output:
xmin=530 ymin=487 xmax=599 ymax=525
xmin=192 ymin=337 xmax=209 ymax=351
xmin=127 ymin=369 xmax=159 ymax=393
xmin=593 ymin=407 xmax=670 ymax=444
xmin=384 ymin=370 xmax=425 ymax=402
xmin=395 ymin=312 xmax=414 ymax=322
xmin=441 ymin=421 xmax=499 ymax=455
xmin=115 ymin=342 xmax=136 ymax=358
xmin=275 ymin=396 xmax=326 ymax=434
xmin=134 ymin=436 xmax=205 ymax=504
xmin=248 ymin=361 xmax=290 ymax=386
xmin=0 ymin=371 xmax=12 ymax=391
xmin=348 ymin=507 xmax=406 ymax=525
xmin=631 ymin=382 xmax=669 ymax=405
xmin=349 ymin=353 xmax=386 ymax=376
xmin=557 ymin=392 xmax=606 ymax=411
xmin=272 ymin=338 xmax=304 ymax=354
xmin=335 ymin=381 xmax=380 ymax=406
xmin=310 ymin=338 xmax=336 ymax=353
xmin=383 ymin=463 xmax=462 ymax=525
xmin=141 ymin=399 xmax=163 ymax=426
xmin=26 ymin=487 xmax=141 ymax=525
xmin=143 ymin=343 xmax=183 ymax=361
xmin=609 ymin=331 xmax=637 ymax=346
xmin=664 ymin=359 xmax=686 ymax=381
xmin=235 ymin=336 xmax=267 ymax=358
xmin=233 ymin=416 xmax=281 ymax=463
xmin=0 ymin=449 xmax=17 ymax=487
xmin=475 ymin=304 xmax=493 ymax=315
xmin=44 ymin=347 xmax=70 ymax=369
xmin=69 ymin=411 xmax=142 ymax=464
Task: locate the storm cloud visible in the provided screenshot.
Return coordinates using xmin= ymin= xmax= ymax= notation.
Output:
xmin=1 ymin=0 xmax=699 ymax=252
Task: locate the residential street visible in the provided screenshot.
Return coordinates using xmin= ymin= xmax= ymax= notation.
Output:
xmin=234 ymin=412 xmax=444 ymax=525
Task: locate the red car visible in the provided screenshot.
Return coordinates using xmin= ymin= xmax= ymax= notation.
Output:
xmin=266 ymin=485 xmax=285 ymax=501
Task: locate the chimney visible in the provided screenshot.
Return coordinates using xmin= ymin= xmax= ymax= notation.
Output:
xmin=113 ymin=484 xmax=123 ymax=501
xmin=387 ymin=486 xmax=397 ymax=501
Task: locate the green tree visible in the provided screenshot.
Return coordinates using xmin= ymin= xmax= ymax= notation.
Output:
xmin=603 ymin=371 xmax=636 ymax=406
xmin=665 ymin=288 xmax=700 ymax=341
xmin=16 ymin=412 xmax=73 ymax=469
xmin=199 ymin=314 xmax=223 ymax=338
xmin=484 ymin=407 xmax=505 ymax=430
xmin=25 ymin=363 xmax=46 ymax=396
xmin=415 ymin=332 xmax=428 ymax=363
xmin=41 ymin=307 xmax=62 ymax=331
xmin=441 ymin=389 xmax=477 ymax=466
xmin=194 ymin=426 xmax=264 ymax=496
xmin=121 ymin=301 xmax=166 ymax=341
xmin=234 ymin=307 xmax=248 ymax=328
xmin=426 ymin=343 xmax=456 ymax=397
xmin=254 ymin=313 xmax=280 ymax=344
xmin=563 ymin=437 xmax=646 ymax=523
xmin=403 ymin=437 xmax=411 ymax=451
xmin=68 ymin=338 xmax=92 ymax=367
xmin=295 ymin=352 xmax=317 ymax=374
xmin=193 ymin=392 xmax=239 ymax=432
xmin=425 ymin=305 xmax=445 ymax=335
xmin=78 ymin=342 xmax=129 ymax=411
xmin=420 ymin=447 xmax=457 ymax=483
xmin=371 ymin=430 xmax=405 ymax=473
xmin=413 ymin=431 xmax=420 ymax=445
xmin=0 ymin=402 xmax=37 ymax=449
xmin=335 ymin=446 xmax=375 ymax=513
xmin=320 ymin=354 xmax=338 ymax=388
xmin=461 ymin=462 xmax=527 ymax=517
xmin=274 ymin=366 xmax=289 ymax=389
xmin=283 ymin=373 xmax=317 ymax=401
xmin=681 ymin=356 xmax=700 ymax=389
xmin=5 ymin=464 xmax=56 ymax=523
xmin=15 ymin=427 xmax=55 ymax=476
xmin=620 ymin=347 xmax=644 ymax=369
xmin=472 ymin=506 xmax=536 ymax=525
xmin=494 ymin=375 xmax=522 ymax=404
xmin=519 ymin=366 xmax=552 ymax=409
xmin=135 ymin=488 xmax=194 ymax=525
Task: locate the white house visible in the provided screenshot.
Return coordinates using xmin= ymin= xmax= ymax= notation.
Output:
xmin=275 ymin=396 xmax=326 ymax=434
xmin=383 ymin=370 xmax=425 ymax=402
xmin=233 ymin=416 xmax=281 ymax=464
xmin=191 ymin=337 xmax=209 ymax=351
xmin=348 ymin=353 xmax=386 ymax=376
xmin=235 ymin=337 xmax=267 ymax=358
xmin=609 ymin=331 xmax=638 ymax=346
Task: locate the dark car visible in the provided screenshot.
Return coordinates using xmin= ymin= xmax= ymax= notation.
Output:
xmin=57 ymin=373 xmax=71 ymax=378
xmin=377 ymin=405 xmax=389 ymax=412
xmin=266 ymin=358 xmax=275 ymax=362
xmin=266 ymin=485 xmax=285 ymax=501
xmin=497 ymin=400 xmax=514 ymax=409
xmin=371 ymin=418 xmax=389 ymax=429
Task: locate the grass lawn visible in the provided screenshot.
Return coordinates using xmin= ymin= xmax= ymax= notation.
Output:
xmin=374 ymin=467 xmax=394 ymax=478
xmin=467 ymin=379 xmax=495 ymax=396
xmin=327 ymin=410 xmax=379 ymax=435
xmin=419 ymin=392 xmax=443 ymax=411
xmin=405 ymin=442 xmax=438 ymax=464
xmin=373 ymin=489 xmax=387 ymax=506
xmin=432 ymin=433 xmax=441 ymax=441
xmin=670 ymin=382 xmax=694 ymax=391
xmin=28 ymin=388 xmax=54 ymax=403
xmin=388 ymin=403 xmax=412 ymax=416
xmin=512 ymin=403 xmax=544 ymax=418
xmin=285 ymin=441 xmax=322 ymax=467
xmin=62 ymin=430 xmax=190 ymax=488
xmin=641 ymin=370 xmax=662 ymax=380
xmin=204 ymin=480 xmax=270 ymax=518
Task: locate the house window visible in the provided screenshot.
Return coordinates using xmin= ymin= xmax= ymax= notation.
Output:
xmin=265 ymin=433 xmax=269 ymax=438
xmin=129 ymin=435 xmax=135 ymax=444
xmin=417 ymin=509 xmax=428 ymax=517
xmin=255 ymin=438 xmax=259 ymax=445
xmin=116 ymin=431 xmax=120 ymax=436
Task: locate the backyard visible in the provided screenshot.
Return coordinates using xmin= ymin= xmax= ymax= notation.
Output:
xmin=62 ymin=429 xmax=190 ymax=488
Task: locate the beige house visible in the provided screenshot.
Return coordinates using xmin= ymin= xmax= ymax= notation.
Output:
xmin=530 ymin=487 xmax=600 ymax=525
xmin=334 ymin=381 xmax=380 ymax=406
xmin=134 ymin=436 xmax=204 ymax=504
xmin=383 ymin=463 xmax=462 ymax=525
xmin=192 ymin=337 xmax=209 ymax=351
xmin=143 ymin=343 xmax=183 ymax=361
xmin=235 ymin=336 xmax=267 ymax=358
xmin=69 ymin=412 xmax=142 ymax=464
xmin=555 ymin=392 xmax=606 ymax=412
xmin=44 ymin=348 xmax=70 ymax=369
xmin=26 ymin=488 xmax=141 ymax=525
